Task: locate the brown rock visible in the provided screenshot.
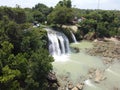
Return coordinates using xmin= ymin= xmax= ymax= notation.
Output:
xmin=76 ymin=83 xmax=84 ymax=90
xmin=72 ymin=87 xmax=78 ymax=90
xmin=94 ymin=69 xmax=103 ymax=83
xmin=68 ymin=83 xmax=74 ymax=90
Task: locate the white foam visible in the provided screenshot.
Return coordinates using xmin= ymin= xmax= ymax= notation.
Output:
xmin=84 ymin=79 xmax=96 ymax=88
xmin=53 ymin=54 xmax=70 ymax=62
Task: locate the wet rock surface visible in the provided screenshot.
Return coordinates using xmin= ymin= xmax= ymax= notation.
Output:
xmin=86 ymin=41 xmax=120 ymax=63
xmin=88 ymin=68 xmax=106 ymax=83
xmin=47 ymin=72 xmax=60 ymax=89
xmin=55 ymin=73 xmax=85 ymax=90
xmin=50 ymin=40 xmax=120 ymax=90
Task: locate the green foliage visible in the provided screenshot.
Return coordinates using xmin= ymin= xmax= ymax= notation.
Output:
xmin=33 ymin=3 xmax=51 ymax=16
xmin=32 ymin=3 xmax=53 ymax=23
xmin=0 ymin=7 xmax=26 ymax=24
xmin=0 ymin=41 xmax=21 ymax=90
xmin=33 ymin=10 xmax=45 ymax=22
xmin=47 ymin=6 xmax=74 ymax=25
xmin=24 ymin=8 xmax=34 ymax=22
xmin=13 ymin=8 xmax=26 ymax=24
xmin=0 ymin=28 xmax=54 ymax=90
xmin=0 ymin=65 xmax=21 ymax=83
xmin=21 ymin=28 xmax=48 ymax=53
xmin=57 ymin=0 xmax=72 ymax=8
xmin=25 ymin=49 xmax=53 ymax=90
xmin=0 ymin=6 xmax=54 ymax=90
xmin=78 ymin=10 xmax=120 ymax=38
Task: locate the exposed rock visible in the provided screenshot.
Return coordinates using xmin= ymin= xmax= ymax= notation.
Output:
xmin=88 ymin=68 xmax=106 ymax=83
xmin=88 ymin=68 xmax=96 ymax=74
xmin=84 ymin=32 xmax=96 ymax=40
xmin=62 ymin=25 xmax=78 ymax=33
xmin=86 ymin=41 xmax=120 ymax=63
xmin=47 ymin=72 xmax=60 ymax=87
xmin=94 ymin=69 xmax=104 ymax=83
xmin=101 ymin=76 xmax=107 ymax=81
xmin=74 ymin=47 xmax=80 ymax=53
xmin=47 ymin=72 xmax=57 ymax=82
xmin=103 ymin=57 xmax=113 ymax=65
xmin=68 ymin=83 xmax=74 ymax=90
xmin=88 ymin=74 xmax=93 ymax=79
xmin=72 ymin=87 xmax=79 ymax=90
xmin=71 ymin=47 xmax=80 ymax=53
xmin=88 ymin=68 xmax=96 ymax=79
xmin=76 ymin=83 xmax=84 ymax=90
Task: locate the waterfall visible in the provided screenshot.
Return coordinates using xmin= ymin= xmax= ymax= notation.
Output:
xmin=46 ymin=28 xmax=70 ymax=56
xmin=70 ymin=31 xmax=77 ymax=43
xmin=47 ymin=33 xmax=61 ymax=55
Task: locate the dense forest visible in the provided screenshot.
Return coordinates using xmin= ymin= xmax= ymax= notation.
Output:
xmin=0 ymin=0 xmax=120 ymax=89
xmin=0 ymin=6 xmax=54 ymax=90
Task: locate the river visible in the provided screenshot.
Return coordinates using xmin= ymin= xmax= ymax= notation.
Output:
xmin=52 ymin=41 xmax=120 ymax=90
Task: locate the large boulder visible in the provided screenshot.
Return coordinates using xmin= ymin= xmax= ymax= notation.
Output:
xmin=68 ymin=83 xmax=74 ymax=90
xmin=88 ymin=68 xmax=106 ymax=83
xmin=72 ymin=87 xmax=78 ymax=90
xmin=84 ymin=32 xmax=96 ymax=40
xmin=94 ymin=69 xmax=104 ymax=83
xmin=76 ymin=83 xmax=84 ymax=90
xmin=47 ymin=72 xmax=60 ymax=87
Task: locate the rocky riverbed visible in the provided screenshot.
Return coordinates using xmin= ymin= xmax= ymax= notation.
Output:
xmin=49 ymin=40 xmax=120 ymax=90
xmin=86 ymin=40 xmax=120 ymax=65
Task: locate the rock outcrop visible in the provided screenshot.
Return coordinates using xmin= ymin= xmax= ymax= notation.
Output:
xmin=86 ymin=41 xmax=120 ymax=62
xmin=88 ymin=68 xmax=106 ymax=83
xmin=47 ymin=72 xmax=60 ymax=89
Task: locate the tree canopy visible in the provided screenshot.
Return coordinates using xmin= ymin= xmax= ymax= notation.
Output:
xmin=47 ymin=6 xmax=74 ymax=25
xmin=0 ymin=6 xmax=54 ymax=90
xmin=77 ymin=10 xmax=120 ymax=38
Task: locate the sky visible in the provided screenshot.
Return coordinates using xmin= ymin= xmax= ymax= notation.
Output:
xmin=0 ymin=0 xmax=120 ymax=10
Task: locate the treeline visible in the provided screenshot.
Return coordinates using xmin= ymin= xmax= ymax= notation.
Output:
xmin=48 ymin=5 xmax=120 ymax=39
xmin=77 ymin=9 xmax=120 ymax=39
xmin=0 ymin=4 xmax=52 ymax=23
xmin=0 ymin=5 xmax=54 ymax=90
xmin=2 ymin=1 xmax=119 ymax=40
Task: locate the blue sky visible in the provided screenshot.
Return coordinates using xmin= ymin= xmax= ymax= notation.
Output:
xmin=0 ymin=0 xmax=120 ymax=10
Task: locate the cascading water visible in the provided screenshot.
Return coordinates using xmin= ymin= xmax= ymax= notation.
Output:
xmin=70 ymin=31 xmax=77 ymax=43
xmin=46 ymin=28 xmax=70 ymax=56
xmin=47 ymin=33 xmax=61 ymax=55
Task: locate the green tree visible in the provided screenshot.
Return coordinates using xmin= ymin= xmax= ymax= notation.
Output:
xmin=32 ymin=3 xmax=53 ymax=23
xmin=25 ymin=49 xmax=53 ymax=90
xmin=33 ymin=10 xmax=45 ymax=23
xmin=5 ymin=21 xmax=23 ymax=54
xmin=24 ymin=8 xmax=34 ymax=22
xmin=0 ymin=41 xmax=21 ymax=90
xmin=57 ymin=0 xmax=72 ymax=8
xmin=14 ymin=8 xmax=26 ymax=24
xmin=47 ymin=6 xmax=74 ymax=26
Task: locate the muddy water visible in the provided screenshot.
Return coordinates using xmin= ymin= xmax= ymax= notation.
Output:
xmin=52 ymin=41 xmax=120 ymax=90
